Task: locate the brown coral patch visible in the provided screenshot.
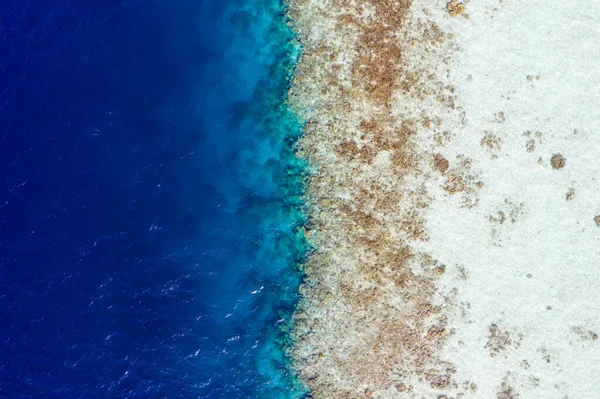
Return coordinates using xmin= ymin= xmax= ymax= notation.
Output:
xmin=336 ymin=140 xmax=376 ymax=163
xmin=446 ymin=1 xmax=466 ymax=17
xmin=551 ymin=153 xmax=566 ymax=169
xmin=434 ymin=154 xmax=450 ymax=173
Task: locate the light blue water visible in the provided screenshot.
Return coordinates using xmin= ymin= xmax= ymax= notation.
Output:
xmin=0 ymin=0 xmax=307 ymax=397
xmin=191 ymin=1 xmax=308 ymax=396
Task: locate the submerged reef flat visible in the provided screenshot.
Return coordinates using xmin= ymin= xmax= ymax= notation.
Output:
xmin=287 ymin=0 xmax=463 ymax=396
xmin=287 ymin=0 xmax=600 ymax=397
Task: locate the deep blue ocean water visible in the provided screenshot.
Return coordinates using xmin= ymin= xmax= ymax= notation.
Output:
xmin=0 ymin=0 xmax=307 ymax=397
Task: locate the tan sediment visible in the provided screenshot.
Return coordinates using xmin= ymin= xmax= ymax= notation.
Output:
xmin=285 ymin=0 xmax=465 ymax=397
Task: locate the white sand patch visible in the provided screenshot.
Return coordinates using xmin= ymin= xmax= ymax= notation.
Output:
xmin=422 ymin=0 xmax=600 ymax=396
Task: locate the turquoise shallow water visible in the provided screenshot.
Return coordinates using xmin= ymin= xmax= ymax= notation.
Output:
xmin=0 ymin=0 xmax=307 ymax=397
xmin=193 ymin=0 xmax=308 ymax=396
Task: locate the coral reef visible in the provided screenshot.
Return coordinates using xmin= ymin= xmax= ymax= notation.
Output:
xmin=286 ymin=0 xmax=463 ymax=396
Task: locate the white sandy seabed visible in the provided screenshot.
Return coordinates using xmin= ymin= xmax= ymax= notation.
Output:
xmin=422 ymin=0 xmax=600 ymax=396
